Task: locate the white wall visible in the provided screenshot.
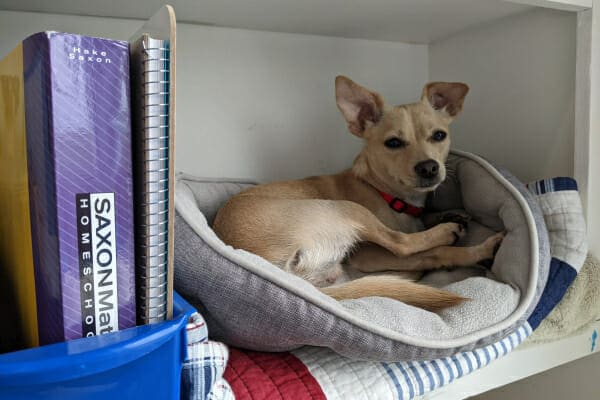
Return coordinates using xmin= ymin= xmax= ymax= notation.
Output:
xmin=175 ymin=25 xmax=428 ymax=181
xmin=0 ymin=10 xmax=429 ymax=182
xmin=429 ymin=8 xmax=576 ymax=182
xmin=3 ymin=8 xmax=575 ymax=184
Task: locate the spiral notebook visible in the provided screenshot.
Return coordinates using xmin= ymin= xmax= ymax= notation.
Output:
xmin=130 ymin=5 xmax=176 ymax=324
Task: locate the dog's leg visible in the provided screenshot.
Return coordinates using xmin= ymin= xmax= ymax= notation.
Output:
xmin=332 ymin=200 xmax=466 ymax=257
xmin=216 ymin=197 xmax=465 ymax=260
xmin=349 ymin=232 xmax=505 ymax=273
xmin=215 ymin=198 xmax=466 ymax=285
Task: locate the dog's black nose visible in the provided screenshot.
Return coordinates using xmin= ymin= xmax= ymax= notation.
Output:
xmin=414 ymin=159 xmax=439 ymax=179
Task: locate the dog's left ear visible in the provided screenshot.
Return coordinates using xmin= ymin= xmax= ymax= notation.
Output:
xmin=422 ymin=82 xmax=469 ymax=119
xmin=335 ymin=76 xmax=385 ymax=137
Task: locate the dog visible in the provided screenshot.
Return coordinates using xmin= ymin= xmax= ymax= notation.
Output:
xmin=213 ymin=76 xmax=504 ymax=311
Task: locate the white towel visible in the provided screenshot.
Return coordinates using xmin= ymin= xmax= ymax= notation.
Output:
xmin=525 ymin=254 xmax=600 ymax=345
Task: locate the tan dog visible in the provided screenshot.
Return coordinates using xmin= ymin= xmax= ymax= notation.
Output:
xmin=213 ymin=76 xmax=504 ymax=311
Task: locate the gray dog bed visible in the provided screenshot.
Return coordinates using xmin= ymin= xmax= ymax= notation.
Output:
xmin=174 ymin=150 xmax=550 ymax=361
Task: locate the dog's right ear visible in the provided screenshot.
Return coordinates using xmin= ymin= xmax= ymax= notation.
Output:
xmin=335 ymin=76 xmax=384 ymax=137
xmin=422 ymin=82 xmax=469 ymax=119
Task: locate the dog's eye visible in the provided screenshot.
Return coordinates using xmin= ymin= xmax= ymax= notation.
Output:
xmin=384 ymin=138 xmax=407 ymax=149
xmin=432 ymin=130 xmax=447 ymax=142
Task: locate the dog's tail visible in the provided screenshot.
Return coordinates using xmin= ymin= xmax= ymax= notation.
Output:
xmin=320 ymin=275 xmax=467 ymax=312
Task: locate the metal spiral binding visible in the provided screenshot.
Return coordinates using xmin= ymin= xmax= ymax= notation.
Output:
xmin=136 ymin=38 xmax=171 ymax=324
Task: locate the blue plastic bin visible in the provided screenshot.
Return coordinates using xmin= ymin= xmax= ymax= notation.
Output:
xmin=0 ymin=292 xmax=195 ymax=400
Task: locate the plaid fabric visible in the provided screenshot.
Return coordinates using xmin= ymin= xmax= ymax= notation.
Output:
xmin=526 ymin=177 xmax=578 ymax=195
xmin=182 ymin=312 xmax=234 ymax=400
xmin=525 ymin=176 xmax=586 ymax=329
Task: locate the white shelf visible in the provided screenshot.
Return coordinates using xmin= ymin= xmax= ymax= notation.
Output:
xmin=509 ymin=0 xmax=592 ymax=11
xmin=0 ymin=1 xmax=597 ymax=398
xmin=0 ymin=0 xmax=587 ymax=43
xmin=419 ymin=320 xmax=600 ymax=399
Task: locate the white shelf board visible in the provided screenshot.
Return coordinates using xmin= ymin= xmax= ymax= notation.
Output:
xmin=1 ymin=1 xmax=589 ymax=43
xmin=419 ymin=320 xmax=600 ymax=400
xmin=0 ymin=0 xmax=542 ymax=43
xmin=507 ymin=0 xmax=592 ymax=11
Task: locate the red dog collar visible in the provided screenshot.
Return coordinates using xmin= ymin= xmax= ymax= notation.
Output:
xmin=378 ymin=190 xmax=424 ymax=217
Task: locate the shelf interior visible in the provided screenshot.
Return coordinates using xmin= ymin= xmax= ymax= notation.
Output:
xmin=0 ymin=0 xmax=540 ymax=43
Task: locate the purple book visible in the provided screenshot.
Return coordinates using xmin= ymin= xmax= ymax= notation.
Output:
xmin=23 ymin=32 xmax=136 ymax=344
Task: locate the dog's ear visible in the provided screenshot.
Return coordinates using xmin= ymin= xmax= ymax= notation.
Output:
xmin=422 ymin=82 xmax=469 ymax=118
xmin=335 ymin=76 xmax=385 ymax=137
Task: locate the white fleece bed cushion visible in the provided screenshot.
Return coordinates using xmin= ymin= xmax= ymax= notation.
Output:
xmin=174 ymin=150 xmax=550 ymax=361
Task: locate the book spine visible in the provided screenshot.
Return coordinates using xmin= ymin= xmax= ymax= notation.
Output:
xmin=23 ymin=33 xmax=63 ymax=345
xmin=24 ymin=33 xmax=136 ymax=344
xmin=0 ymin=41 xmax=39 ymax=350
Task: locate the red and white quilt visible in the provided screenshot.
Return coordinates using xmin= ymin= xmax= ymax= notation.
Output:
xmin=224 ymin=324 xmax=531 ymax=400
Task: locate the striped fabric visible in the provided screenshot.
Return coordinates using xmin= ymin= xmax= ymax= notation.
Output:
xmin=526 ymin=177 xmax=578 ymax=195
xmin=380 ymin=324 xmax=532 ymax=400
xmin=181 ymin=312 xmax=234 ymax=400
xmin=220 ymin=324 xmax=533 ymax=400
xmin=291 ymin=324 xmax=533 ymax=400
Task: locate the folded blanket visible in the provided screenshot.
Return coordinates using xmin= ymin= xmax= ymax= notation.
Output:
xmin=522 ymin=178 xmax=588 ymax=329
xmin=225 ymin=325 xmax=531 ymax=400
xmin=181 ymin=312 xmax=234 ymax=400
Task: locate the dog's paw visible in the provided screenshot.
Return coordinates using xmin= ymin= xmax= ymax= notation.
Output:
xmin=439 ymin=212 xmax=471 ymax=230
xmin=439 ymin=221 xmax=467 ymax=245
xmin=438 ymin=213 xmax=471 ymax=245
xmin=476 ymin=231 xmax=506 ymax=268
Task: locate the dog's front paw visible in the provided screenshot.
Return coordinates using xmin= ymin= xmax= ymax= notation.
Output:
xmin=439 ymin=221 xmax=467 ymax=245
xmin=476 ymin=231 xmax=506 ymax=268
xmin=437 ymin=213 xmax=470 ymax=245
xmin=439 ymin=213 xmax=471 ymax=230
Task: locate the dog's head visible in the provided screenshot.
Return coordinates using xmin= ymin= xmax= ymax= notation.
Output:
xmin=335 ymin=76 xmax=469 ymax=195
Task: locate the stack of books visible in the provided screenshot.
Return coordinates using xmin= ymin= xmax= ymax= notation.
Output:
xmin=0 ymin=6 xmax=176 ymax=350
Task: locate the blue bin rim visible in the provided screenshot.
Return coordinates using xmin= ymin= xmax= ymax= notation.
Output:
xmin=0 ymin=292 xmax=196 ymax=386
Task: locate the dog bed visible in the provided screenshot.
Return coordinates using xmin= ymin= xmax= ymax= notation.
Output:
xmin=219 ymin=176 xmax=588 ymax=400
xmin=174 ymin=150 xmax=582 ymax=361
